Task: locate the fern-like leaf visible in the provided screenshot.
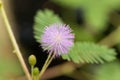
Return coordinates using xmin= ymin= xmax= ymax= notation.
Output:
xmin=62 ymin=42 xmax=116 ymax=64
xmin=34 ymin=9 xmax=63 ymax=43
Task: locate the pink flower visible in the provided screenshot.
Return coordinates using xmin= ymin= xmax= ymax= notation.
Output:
xmin=40 ymin=24 xmax=74 ymax=56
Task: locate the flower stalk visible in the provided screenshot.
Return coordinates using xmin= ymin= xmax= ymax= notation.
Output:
xmin=38 ymin=52 xmax=56 ymax=79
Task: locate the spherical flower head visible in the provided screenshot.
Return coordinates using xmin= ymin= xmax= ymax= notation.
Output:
xmin=40 ymin=23 xmax=74 ymax=56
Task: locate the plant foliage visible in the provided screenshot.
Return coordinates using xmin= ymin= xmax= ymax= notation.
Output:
xmin=62 ymin=42 xmax=116 ymax=64
xmin=34 ymin=9 xmax=63 ymax=43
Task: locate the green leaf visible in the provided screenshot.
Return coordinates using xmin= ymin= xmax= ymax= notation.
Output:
xmin=33 ymin=9 xmax=63 ymax=43
xmin=62 ymin=42 xmax=116 ymax=64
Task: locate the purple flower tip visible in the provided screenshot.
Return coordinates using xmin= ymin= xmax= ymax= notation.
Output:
xmin=40 ymin=23 xmax=74 ymax=56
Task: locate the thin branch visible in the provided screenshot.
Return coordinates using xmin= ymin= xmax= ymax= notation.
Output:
xmin=41 ymin=62 xmax=81 ymax=80
xmin=0 ymin=2 xmax=31 ymax=80
xmin=99 ymin=26 xmax=120 ymax=47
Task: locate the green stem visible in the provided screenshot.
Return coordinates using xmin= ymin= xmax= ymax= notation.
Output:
xmin=0 ymin=2 xmax=31 ymax=80
xmin=43 ymin=53 xmax=56 ymax=72
xmin=99 ymin=26 xmax=120 ymax=47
